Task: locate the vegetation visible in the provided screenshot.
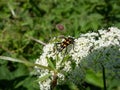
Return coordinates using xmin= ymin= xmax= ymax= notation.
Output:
xmin=0 ymin=0 xmax=120 ymax=90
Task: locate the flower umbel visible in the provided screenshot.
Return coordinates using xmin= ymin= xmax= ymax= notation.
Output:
xmin=35 ymin=27 xmax=120 ymax=90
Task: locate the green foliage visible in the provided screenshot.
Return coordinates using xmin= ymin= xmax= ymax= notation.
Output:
xmin=85 ymin=69 xmax=103 ymax=88
xmin=0 ymin=0 xmax=120 ymax=90
xmin=47 ymin=57 xmax=56 ymax=70
xmin=35 ymin=73 xmax=51 ymax=83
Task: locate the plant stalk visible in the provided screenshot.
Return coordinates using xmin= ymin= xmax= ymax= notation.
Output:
xmin=101 ymin=63 xmax=107 ymax=90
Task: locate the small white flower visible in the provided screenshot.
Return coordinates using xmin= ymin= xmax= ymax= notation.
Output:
xmin=35 ymin=27 xmax=120 ymax=90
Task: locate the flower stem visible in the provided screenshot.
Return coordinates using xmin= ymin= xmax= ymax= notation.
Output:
xmin=101 ymin=63 xmax=107 ymax=90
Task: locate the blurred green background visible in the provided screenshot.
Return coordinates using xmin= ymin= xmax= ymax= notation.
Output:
xmin=0 ymin=0 xmax=120 ymax=90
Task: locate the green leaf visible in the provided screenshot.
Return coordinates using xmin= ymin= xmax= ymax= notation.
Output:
xmin=108 ymin=78 xmax=120 ymax=90
xmin=0 ymin=65 xmax=12 ymax=80
xmin=67 ymin=81 xmax=79 ymax=90
xmin=15 ymin=76 xmax=39 ymax=90
xmin=0 ymin=56 xmax=52 ymax=71
xmin=0 ymin=56 xmax=27 ymax=64
xmin=62 ymin=54 xmax=71 ymax=63
xmin=46 ymin=57 xmax=56 ymax=70
xmin=85 ymin=69 xmax=103 ymax=88
xmin=35 ymin=73 xmax=51 ymax=82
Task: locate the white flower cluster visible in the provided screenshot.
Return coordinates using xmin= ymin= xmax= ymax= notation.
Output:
xmin=35 ymin=27 xmax=120 ymax=90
